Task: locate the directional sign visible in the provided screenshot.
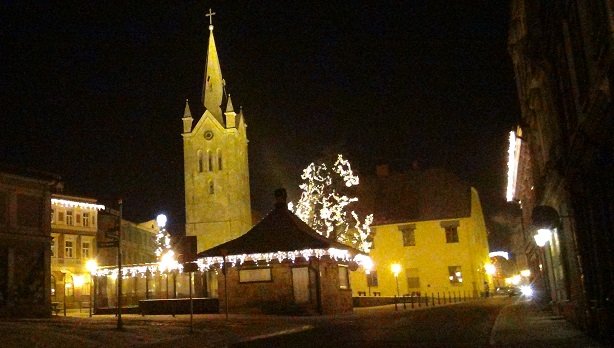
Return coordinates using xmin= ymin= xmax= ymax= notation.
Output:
xmin=97 ymin=241 xmax=119 ymax=248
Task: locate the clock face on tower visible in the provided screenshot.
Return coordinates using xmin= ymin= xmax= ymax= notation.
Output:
xmin=204 ymin=130 xmax=214 ymax=140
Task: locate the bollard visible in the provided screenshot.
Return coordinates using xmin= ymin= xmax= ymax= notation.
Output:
xmin=432 ymin=293 xmax=435 ymax=306
xmin=403 ymin=295 xmax=406 ymax=310
xmin=438 ymin=292 xmax=441 ymax=305
xmin=411 ymin=294 xmax=414 ymax=309
xmin=425 ymin=293 xmax=429 ymax=307
xmin=395 ymin=295 xmax=398 ymax=311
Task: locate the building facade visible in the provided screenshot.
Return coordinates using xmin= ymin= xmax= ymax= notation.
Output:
xmin=0 ymin=165 xmax=61 ymax=317
xmin=507 ymin=0 xmax=613 ymax=339
xmin=182 ymin=20 xmax=252 ymax=252
xmin=96 ymin=215 xmax=157 ymax=267
xmin=351 ymin=167 xmax=492 ymax=298
xmin=50 ymin=194 xmax=104 ymax=311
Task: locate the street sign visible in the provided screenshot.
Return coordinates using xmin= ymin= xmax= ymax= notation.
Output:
xmin=97 ymin=241 xmax=119 ymax=248
xmin=105 ymin=207 xmax=120 ymax=216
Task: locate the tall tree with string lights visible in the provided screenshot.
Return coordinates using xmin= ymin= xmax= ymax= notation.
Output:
xmin=290 ymin=154 xmax=373 ymax=252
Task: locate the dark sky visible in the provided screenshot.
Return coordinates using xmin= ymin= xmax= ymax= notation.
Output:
xmin=2 ymin=1 xmax=519 ymax=229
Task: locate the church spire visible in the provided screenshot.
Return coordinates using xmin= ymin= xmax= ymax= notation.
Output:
xmin=182 ymin=99 xmax=193 ymax=133
xmin=202 ymin=8 xmax=224 ymax=122
xmin=225 ymin=94 xmax=236 ymax=128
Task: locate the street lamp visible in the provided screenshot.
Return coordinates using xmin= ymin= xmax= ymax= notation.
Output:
xmin=364 ymin=259 xmax=374 ymax=296
xmin=391 ymin=263 xmax=401 ymax=297
xmin=86 ymin=259 xmax=98 ymax=317
xmin=533 ymin=228 xmax=552 ymax=247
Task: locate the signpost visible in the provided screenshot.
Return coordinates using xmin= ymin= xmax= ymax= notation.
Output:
xmin=97 ymin=241 xmax=118 ymax=248
xmin=183 ymin=262 xmax=199 ymax=334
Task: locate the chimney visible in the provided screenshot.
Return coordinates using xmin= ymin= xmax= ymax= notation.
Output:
xmin=376 ymin=164 xmax=389 ymax=177
xmin=274 ymin=188 xmax=288 ymax=209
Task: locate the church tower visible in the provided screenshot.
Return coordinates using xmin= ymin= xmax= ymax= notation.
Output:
xmin=182 ymin=12 xmax=252 ymax=252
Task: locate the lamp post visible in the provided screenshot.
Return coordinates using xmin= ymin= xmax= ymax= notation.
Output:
xmin=391 ymin=263 xmax=401 ymax=297
xmin=86 ymin=259 xmax=98 ymax=318
xmin=364 ymin=259 xmax=374 ymax=296
xmin=533 ymin=228 xmax=553 ymax=301
xmin=60 ymin=270 xmax=67 ymax=317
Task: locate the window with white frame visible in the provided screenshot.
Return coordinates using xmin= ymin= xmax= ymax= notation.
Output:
xmin=82 ymin=240 xmax=91 ymax=259
xmin=82 ymin=212 xmax=89 ymax=227
xmin=65 ymin=239 xmax=74 ymax=258
xmin=448 ymin=265 xmax=463 ymax=285
xmin=66 ymin=210 xmax=74 ymax=226
xmin=441 ymin=220 xmax=460 ymax=243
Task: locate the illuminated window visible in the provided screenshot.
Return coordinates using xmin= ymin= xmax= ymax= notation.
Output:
xmin=65 ymin=240 xmax=74 ymax=258
xmin=82 ymin=241 xmax=91 ymax=258
xmin=338 ymin=265 xmax=350 ymax=289
xmin=82 ymin=212 xmax=89 ymax=227
xmin=51 ymin=208 xmax=55 ymax=223
xmin=366 ymin=271 xmax=378 ymax=287
xmin=399 ymin=224 xmax=416 ymax=246
xmin=407 ymin=268 xmax=420 ymax=288
xmin=66 ymin=211 xmax=74 ymax=226
xmin=448 ymin=266 xmax=462 ymax=285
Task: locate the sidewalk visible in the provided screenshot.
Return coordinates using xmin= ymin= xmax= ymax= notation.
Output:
xmin=489 ymin=298 xmax=604 ymax=347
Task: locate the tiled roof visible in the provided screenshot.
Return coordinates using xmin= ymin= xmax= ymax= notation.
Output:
xmin=357 ymin=168 xmax=471 ymax=225
xmin=197 ymin=204 xmax=360 ymax=258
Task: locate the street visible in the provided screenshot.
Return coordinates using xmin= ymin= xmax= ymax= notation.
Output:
xmin=234 ymin=297 xmax=508 ymax=348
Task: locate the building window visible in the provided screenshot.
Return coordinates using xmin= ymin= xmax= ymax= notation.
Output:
xmin=66 ymin=211 xmax=74 ymax=226
xmin=441 ymin=220 xmax=460 ymax=243
xmin=407 ymin=268 xmax=420 ymax=289
xmin=51 ymin=236 xmax=57 ymax=257
xmin=338 ymin=265 xmax=350 ymax=289
xmin=198 ymin=150 xmax=203 ymax=173
xmin=366 ymin=271 xmax=378 ymax=287
xmin=58 ymin=211 xmax=65 ymax=222
xmin=50 ymin=275 xmax=56 ymax=297
xmin=239 ymin=268 xmax=272 ymax=283
xmin=82 ymin=241 xmax=91 ymax=259
xmin=51 ymin=208 xmax=55 ymax=223
xmin=65 ymin=240 xmax=74 ymax=258
xmin=207 ymin=150 xmax=213 ymax=171
xmin=217 ymin=149 xmax=223 ymax=170
xmin=76 ymin=213 xmax=81 ymax=225
xmin=208 ymin=180 xmax=214 ymax=194
xmin=82 ymin=212 xmax=89 ymax=227
xmin=448 ymin=266 xmax=463 ymax=285
xmin=445 ymin=226 xmax=459 ymax=243
xmin=399 ymin=224 xmax=416 ymax=246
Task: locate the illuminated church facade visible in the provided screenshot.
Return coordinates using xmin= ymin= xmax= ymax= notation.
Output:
xmin=182 ymin=18 xmax=252 ymax=252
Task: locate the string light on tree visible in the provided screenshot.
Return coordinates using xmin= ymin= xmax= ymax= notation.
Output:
xmin=155 ymin=214 xmax=171 ymax=259
xmin=290 ymin=154 xmax=374 ymax=252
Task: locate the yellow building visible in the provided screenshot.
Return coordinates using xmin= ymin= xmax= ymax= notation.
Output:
xmin=182 ymin=18 xmax=251 ymax=252
xmin=50 ymin=194 xmax=104 ymax=310
xmin=351 ymin=167 xmax=492 ymax=298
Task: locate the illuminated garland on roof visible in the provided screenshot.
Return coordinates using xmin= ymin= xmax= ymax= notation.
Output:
xmin=506 ymin=130 xmax=522 ymax=202
xmin=93 ymin=248 xmax=373 ymax=278
xmin=51 ymin=198 xmax=105 ymax=210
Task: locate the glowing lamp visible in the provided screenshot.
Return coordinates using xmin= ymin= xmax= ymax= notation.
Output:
xmin=156 ymin=214 xmax=167 ymax=228
xmin=73 ymin=275 xmax=84 ymax=288
xmin=391 ymin=263 xmax=401 ymax=277
xmin=534 ymin=228 xmax=552 ymax=247
xmin=86 ymin=259 xmax=98 ymax=275
xmin=520 ymin=269 xmax=531 ymax=277
xmin=485 ymin=263 xmax=496 ymax=276
xmin=519 ymin=285 xmax=533 ymax=297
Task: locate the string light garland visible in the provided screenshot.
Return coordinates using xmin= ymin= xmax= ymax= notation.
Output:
xmin=51 ymin=198 xmax=105 ymax=210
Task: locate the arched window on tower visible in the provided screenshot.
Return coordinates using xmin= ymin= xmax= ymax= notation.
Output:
xmin=208 ymin=180 xmax=214 ymax=194
xmin=217 ymin=149 xmax=223 ymax=171
xmin=207 ymin=150 xmax=213 ymax=171
xmin=197 ymin=150 xmax=203 ymax=173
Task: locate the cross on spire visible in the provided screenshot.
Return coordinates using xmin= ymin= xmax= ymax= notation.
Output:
xmin=206 ymin=8 xmax=216 ymax=30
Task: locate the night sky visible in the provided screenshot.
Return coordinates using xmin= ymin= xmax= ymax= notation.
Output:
xmin=2 ymin=1 xmax=519 ymax=233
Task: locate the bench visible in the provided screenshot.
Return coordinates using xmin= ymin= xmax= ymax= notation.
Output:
xmin=51 ymin=302 xmax=60 ymax=315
